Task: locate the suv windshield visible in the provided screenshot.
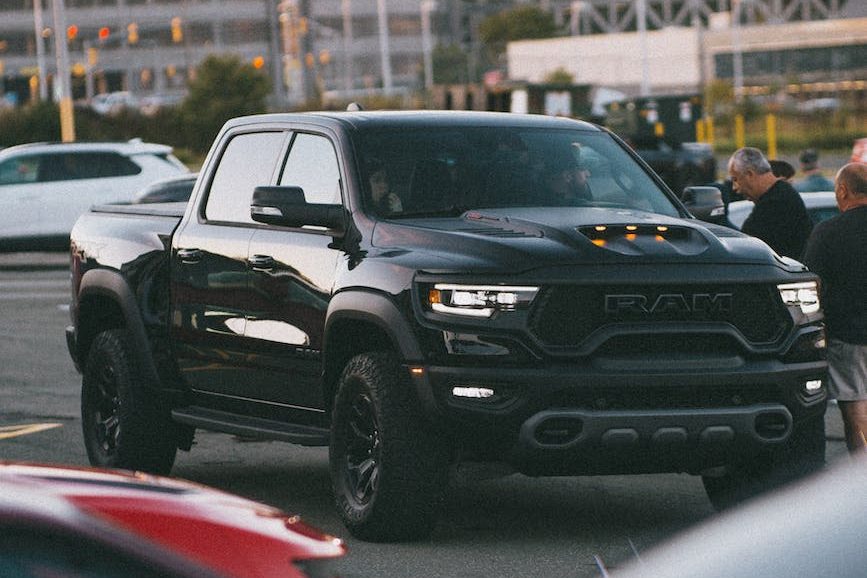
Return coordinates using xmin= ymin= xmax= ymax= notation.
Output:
xmin=356 ymin=127 xmax=681 ymax=219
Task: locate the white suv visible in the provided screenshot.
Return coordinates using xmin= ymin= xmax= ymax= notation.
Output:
xmin=0 ymin=140 xmax=188 ymax=250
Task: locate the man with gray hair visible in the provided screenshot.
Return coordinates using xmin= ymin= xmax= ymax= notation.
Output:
xmin=804 ymin=162 xmax=867 ymax=455
xmin=728 ymin=147 xmax=812 ymax=259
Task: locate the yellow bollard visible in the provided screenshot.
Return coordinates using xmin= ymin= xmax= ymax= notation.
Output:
xmin=766 ymin=113 xmax=777 ymax=159
xmin=59 ymin=97 xmax=76 ymax=142
xmin=696 ymin=119 xmax=706 ymax=143
xmin=734 ymin=114 xmax=745 ymax=150
xmin=706 ymin=116 xmax=715 ymax=146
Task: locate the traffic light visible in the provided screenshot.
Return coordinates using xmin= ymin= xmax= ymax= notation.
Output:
xmin=127 ymin=23 xmax=139 ymax=45
xmin=66 ymin=25 xmax=78 ymax=41
xmin=251 ymin=55 xmax=265 ymax=69
xmin=171 ymin=17 xmax=183 ymax=43
xmin=98 ymin=26 xmax=110 ymax=42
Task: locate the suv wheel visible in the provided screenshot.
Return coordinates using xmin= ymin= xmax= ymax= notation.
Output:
xmin=330 ymin=352 xmax=448 ymax=542
xmin=703 ymin=415 xmax=825 ymax=510
xmin=81 ymin=329 xmax=177 ymax=475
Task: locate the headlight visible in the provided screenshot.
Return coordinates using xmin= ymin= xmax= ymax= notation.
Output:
xmin=777 ymin=281 xmax=820 ymax=315
xmin=427 ymin=284 xmax=539 ymax=318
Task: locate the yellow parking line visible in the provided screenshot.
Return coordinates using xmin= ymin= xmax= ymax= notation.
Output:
xmin=0 ymin=423 xmax=63 ymax=440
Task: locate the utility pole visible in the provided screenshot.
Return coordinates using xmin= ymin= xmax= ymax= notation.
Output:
xmin=51 ymin=0 xmax=75 ymax=141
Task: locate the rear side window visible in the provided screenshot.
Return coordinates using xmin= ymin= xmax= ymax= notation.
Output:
xmin=204 ymin=131 xmax=287 ymax=224
xmin=37 ymin=152 xmax=142 ymax=182
xmin=0 ymin=155 xmax=40 ymax=185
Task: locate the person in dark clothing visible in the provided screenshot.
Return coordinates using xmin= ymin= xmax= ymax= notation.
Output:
xmin=770 ymin=159 xmax=796 ymax=181
xmin=804 ymin=162 xmax=867 ymax=455
xmin=537 ymin=153 xmax=591 ymax=206
xmin=728 ymin=147 xmax=813 ymax=259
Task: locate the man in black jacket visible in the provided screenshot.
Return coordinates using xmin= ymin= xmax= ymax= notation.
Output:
xmin=804 ymin=162 xmax=867 ymax=455
xmin=728 ymin=147 xmax=813 ymax=259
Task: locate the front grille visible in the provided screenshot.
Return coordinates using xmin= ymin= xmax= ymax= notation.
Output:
xmin=547 ymin=384 xmax=781 ymax=411
xmin=529 ymin=284 xmax=791 ymax=348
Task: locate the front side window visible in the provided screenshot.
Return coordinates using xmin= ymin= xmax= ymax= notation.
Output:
xmin=204 ymin=131 xmax=287 ymax=223
xmin=279 ymin=133 xmax=342 ymax=205
xmin=355 ymin=127 xmax=682 ymax=219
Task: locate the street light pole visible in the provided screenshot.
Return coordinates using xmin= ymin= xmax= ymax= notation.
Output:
xmin=375 ymin=0 xmax=392 ymax=95
xmin=732 ymin=0 xmax=744 ymax=104
xmin=51 ymin=0 xmax=75 ymax=141
xmin=421 ymin=0 xmax=436 ymax=91
xmin=32 ymin=0 xmax=49 ymax=101
xmin=341 ymin=0 xmax=353 ymax=93
xmin=637 ymin=0 xmax=650 ymax=97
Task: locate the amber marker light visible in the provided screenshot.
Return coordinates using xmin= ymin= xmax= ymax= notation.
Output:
xmin=409 ymin=367 xmax=425 ymax=376
xmin=626 ymin=234 xmax=637 ymax=241
xmin=592 ymin=239 xmax=607 ymax=247
xmin=428 ymin=288 xmax=442 ymax=305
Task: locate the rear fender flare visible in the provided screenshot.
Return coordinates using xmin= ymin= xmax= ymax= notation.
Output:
xmin=77 ymin=268 xmax=161 ymax=390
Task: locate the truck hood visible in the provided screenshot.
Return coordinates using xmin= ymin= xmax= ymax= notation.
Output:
xmin=370 ymin=207 xmax=797 ymax=273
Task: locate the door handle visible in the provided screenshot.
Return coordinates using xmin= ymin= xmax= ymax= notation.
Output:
xmin=177 ymin=248 xmax=203 ymax=264
xmin=248 ymin=254 xmax=276 ymax=271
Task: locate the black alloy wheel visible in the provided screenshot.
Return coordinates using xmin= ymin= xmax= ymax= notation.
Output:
xmin=88 ymin=360 xmax=122 ymax=457
xmin=343 ymin=388 xmax=382 ymax=506
xmin=330 ymin=351 xmax=449 ymax=542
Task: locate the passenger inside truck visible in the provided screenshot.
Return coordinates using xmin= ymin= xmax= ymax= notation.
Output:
xmin=358 ymin=127 xmax=680 ymax=219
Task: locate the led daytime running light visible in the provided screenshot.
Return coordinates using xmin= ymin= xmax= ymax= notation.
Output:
xmin=777 ymin=281 xmax=820 ymax=315
xmin=429 ymin=284 xmax=539 ymax=318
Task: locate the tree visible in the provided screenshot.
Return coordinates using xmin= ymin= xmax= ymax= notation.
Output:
xmin=478 ymin=5 xmax=557 ymax=64
xmin=179 ymin=54 xmax=271 ymax=153
xmin=544 ymin=67 xmax=574 ymax=85
xmin=433 ymin=44 xmax=471 ymax=85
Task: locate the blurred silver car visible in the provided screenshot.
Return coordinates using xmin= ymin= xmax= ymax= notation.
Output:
xmin=614 ymin=458 xmax=867 ymax=578
xmin=133 ymin=173 xmax=198 ymax=204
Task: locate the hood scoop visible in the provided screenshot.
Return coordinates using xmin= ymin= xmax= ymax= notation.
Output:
xmin=577 ymin=224 xmax=709 ymax=257
xmin=457 ymin=212 xmax=543 ymax=238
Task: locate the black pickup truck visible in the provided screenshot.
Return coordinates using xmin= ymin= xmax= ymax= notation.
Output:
xmin=67 ymin=110 xmax=827 ymax=542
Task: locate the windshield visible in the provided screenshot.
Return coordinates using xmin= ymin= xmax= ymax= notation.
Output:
xmin=356 ymin=127 xmax=681 ymax=219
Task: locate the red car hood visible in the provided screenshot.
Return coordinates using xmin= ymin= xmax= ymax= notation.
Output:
xmin=0 ymin=462 xmax=345 ymax=578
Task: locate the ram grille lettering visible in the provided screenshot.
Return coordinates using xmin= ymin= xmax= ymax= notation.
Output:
xmin=605 ymin=293 xmax=733 ymax=315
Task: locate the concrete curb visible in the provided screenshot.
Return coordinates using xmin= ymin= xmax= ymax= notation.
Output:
xmin=0 ymin=252 xmax=69 ymax=271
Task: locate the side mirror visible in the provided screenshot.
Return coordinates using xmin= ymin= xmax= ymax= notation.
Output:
xmin=681 ymin=186 xmax=726 ymax=223
xmin=250 ymin=186 xmax=345 ymax=234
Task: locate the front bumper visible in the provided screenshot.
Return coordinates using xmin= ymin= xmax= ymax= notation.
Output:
xmin=410 ymin=358 xmax=827 ymax=476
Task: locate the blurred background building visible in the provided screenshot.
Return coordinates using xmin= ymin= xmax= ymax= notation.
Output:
xmin=0 ymin=0 xmax=864 ymax=109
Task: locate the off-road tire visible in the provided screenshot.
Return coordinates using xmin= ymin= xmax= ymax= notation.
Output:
xmin=330 ymin=352 xmax=449 ymax=542
xmin=81 ymin=329 xmax=177 ymax=474
xmin=703 ymin=414 xmax=825 ymax=510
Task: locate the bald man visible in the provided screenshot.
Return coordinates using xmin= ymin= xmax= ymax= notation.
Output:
xmin=804 ymin=162 xmax=867 ymax=455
